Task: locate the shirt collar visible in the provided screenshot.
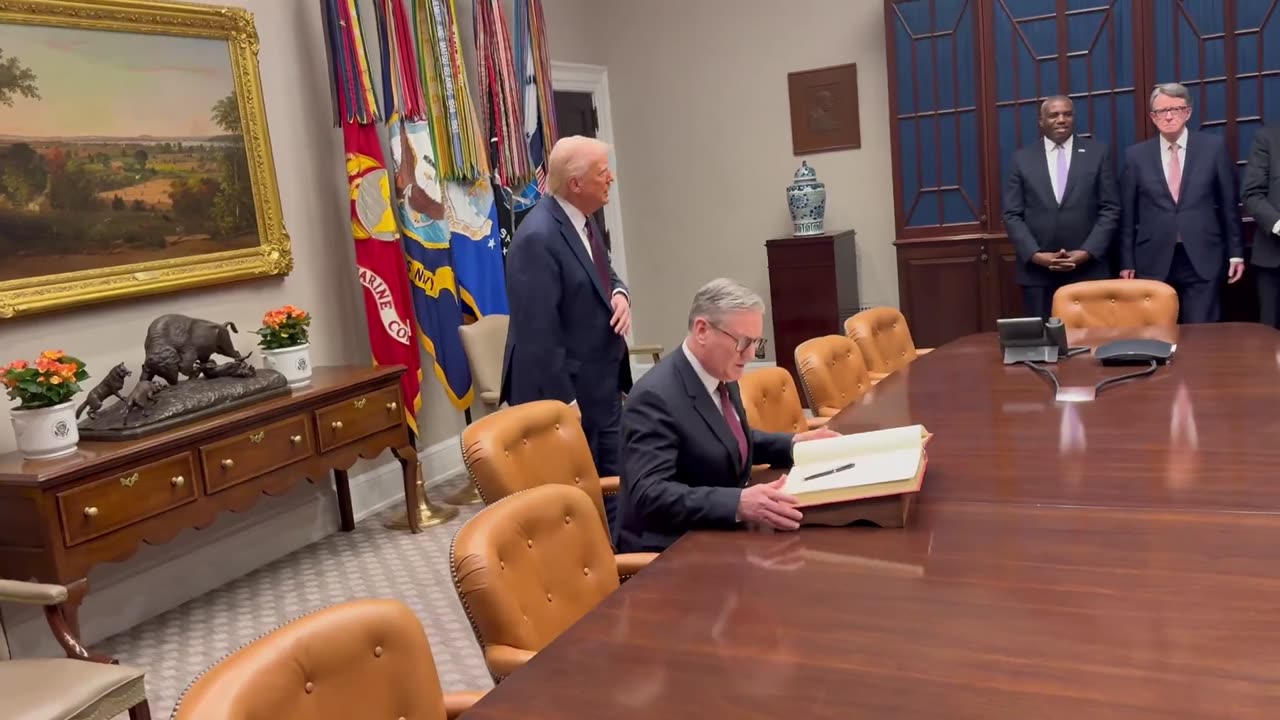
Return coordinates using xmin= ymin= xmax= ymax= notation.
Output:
xmin=1164 ymin=128 xmax=1189 ymax=150
xmin=681 ymin=341 xmax=721 ymax=399
xmin=554 ymin=194 xmax=587 ymax=234
xmin=1043 ymin=134 xmax=1074 ymax=153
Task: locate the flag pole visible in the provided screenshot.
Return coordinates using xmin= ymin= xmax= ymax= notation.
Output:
xmin=385 ymin=427 xmax=459 ymax=530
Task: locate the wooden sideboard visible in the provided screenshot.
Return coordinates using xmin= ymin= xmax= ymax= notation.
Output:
xmin=0 ymin=365 xmax=424 ymax=637
xmin=765 ymin=231 xmax=860 ymax=387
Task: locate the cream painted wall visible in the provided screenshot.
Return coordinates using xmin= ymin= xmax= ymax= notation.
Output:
xmin=595 ymin=0 xmax=896 ymax=358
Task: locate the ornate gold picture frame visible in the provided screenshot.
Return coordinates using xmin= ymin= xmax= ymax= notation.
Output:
xmin=0 ymin=0 xmax=291 ymax=319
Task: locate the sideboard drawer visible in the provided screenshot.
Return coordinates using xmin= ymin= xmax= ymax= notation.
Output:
xmin=57 ymin=453 xmax=197 ymax=547
xmin=200 ymin=414 xmax=314 ymax=494
xmin=315 ymin=386 xmax=403 ymax=452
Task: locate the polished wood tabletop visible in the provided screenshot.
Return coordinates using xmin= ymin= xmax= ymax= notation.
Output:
xmin=465 ymin=323 xmax=1280 ymax=718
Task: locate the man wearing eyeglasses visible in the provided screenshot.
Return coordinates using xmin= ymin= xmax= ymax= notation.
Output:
xmin=613 ymin=278 xmax=838 ymax=553
xmin=1119 ymin=83 xmax=1244 ymax=323
xmin=1242 ymin=124 xmax=1280 ymax=328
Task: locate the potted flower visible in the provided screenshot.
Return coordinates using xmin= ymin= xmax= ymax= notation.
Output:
xmin=257 ymin=305 xmax=313 ymax=388
xmin=2 ymin=350 xmax=89 ymax=460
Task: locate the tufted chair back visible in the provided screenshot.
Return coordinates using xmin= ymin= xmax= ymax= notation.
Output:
xmin=1051 ymin=279 xmax=1179 ymax=329
xmin=794 ymin=335 xmax=872 ymax=418
xmin=843 ymin=306 xmax=923 ymax=375
xmin=458 ymin=315 xmax=509 ymax=408
xmin=461 ymin=400 xmax=608 ymax=530
xmin=172 ymin=599 xmax=451 ymax=720
xmin=737 ymin=367 xmax=808 ymax=433
xmin=452 ymin=484 xmax=620 ymax=681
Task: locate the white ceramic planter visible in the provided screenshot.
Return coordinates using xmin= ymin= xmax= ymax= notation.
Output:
xmin=10 ymin=400 xmax=79 ymax=460
xmin=262 ymin=343 xmax=313 ymax=388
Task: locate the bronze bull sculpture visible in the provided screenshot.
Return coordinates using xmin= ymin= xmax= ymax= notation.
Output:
xmin=142 ymin=314 xmax=248 ymax=386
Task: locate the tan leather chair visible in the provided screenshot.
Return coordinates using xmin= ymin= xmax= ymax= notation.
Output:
xmin=794 ymin=335 xmax=872 ymax=418
xmin=1051 ymin=279 xmax=1179 ymax=329
xmin=737 ymin=366 xmax=828 ymax=432
xmin=844 ymin=306 xmax=933 ymax=383
xmin=0 ymin=579 xmax=151 ymax=720
xmin=461 ymin=400 xmax=619 ymax=528
xmin=458 ymin=315 xmax=508 ymax=411
xmin=171 ymin=599 xmax=485 ymax=720
xmin=451 ymin=484 xmax=655 ymax=682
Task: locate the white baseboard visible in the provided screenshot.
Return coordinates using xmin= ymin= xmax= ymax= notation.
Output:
xmin=2 ymin=436 xmax=464 ymax=658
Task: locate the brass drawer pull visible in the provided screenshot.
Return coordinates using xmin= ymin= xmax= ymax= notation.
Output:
xmin=331 ymin=421 xmax=344 ymax=431
xmin=83 ymin=506 xmax=99 ymax=518
xmin=386 ymin=401 xmax=398 ymax=412
xmin=171 ymin=475 xmax=186 ymax=487
xmin=221 ymin=458 xmax=235 ymax=470
xmin=249 ymin=431 xmax=266 ymax=444
xmin=290 ymin=434 xmax=304 ymax=445
xmin=353 ymin=398 xmax=367 ymax=409
xmin=119 ymin=472 xmax=138 ymax=488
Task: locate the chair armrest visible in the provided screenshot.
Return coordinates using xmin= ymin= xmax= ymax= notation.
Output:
xmin=869 ymin=372 xmax=891 ymax=385
xmin=916 ymin=347 xmax=934 ymax=356
xmin=443 ymin=690 xmax=489 ymax=718
xmin=616 ymin=552 xmax=658 ymax=581
xmin=484 ymin=644 xmax=537 ymax=680
xmin=0 ymin=579 xmax=68 ymax=605
xmin=805 ymin=416 xmax=830 ymax=429
xmin=599 ymin=475 xmax=620 ymax=496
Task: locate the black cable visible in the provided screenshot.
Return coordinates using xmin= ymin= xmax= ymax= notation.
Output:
xmin=1094 ymin=360 xmax=1158 ymax=394
xmin=1018 ymin=360 xmax=1061 ymax=394
xmin=1064 ymin=346 xmax=1091 ymax=358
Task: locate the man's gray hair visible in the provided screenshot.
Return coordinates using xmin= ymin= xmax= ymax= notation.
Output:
xmin=1039 ymin=95 xmax=1072 ymax=115
xmin=1150 ymin=83 xmax=1192 ymax=109
xmin=687 ymin=278 xmax=765 ymax=329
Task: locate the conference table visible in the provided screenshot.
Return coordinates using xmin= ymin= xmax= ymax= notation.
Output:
xmin=464 ymin=323 xmax=1280 ymax=719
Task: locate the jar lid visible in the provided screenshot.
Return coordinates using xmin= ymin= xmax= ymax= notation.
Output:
xmin=793 ymin=161 xmax=817 ymax=181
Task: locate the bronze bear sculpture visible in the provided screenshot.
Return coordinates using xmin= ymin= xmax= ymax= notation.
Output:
xmin=142 ymin=314 xmax=248 ymax=386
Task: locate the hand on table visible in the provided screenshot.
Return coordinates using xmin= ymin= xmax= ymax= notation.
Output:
xmin=738 ymin=477 xmax=802 ymax=531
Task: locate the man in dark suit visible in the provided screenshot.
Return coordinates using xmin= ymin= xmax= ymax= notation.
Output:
xmin=614 ymin=279 xmax=838 ymax=553
xmin=1242 ymin=125 xmax=1280 ymax=327
xmin=502 ymin=136 xmax=633 ymax=485
xmin=1002 ymin=95 xmax=1120 ymax=320
xmin=1120 ymin=83 xmax=1244 ymax=323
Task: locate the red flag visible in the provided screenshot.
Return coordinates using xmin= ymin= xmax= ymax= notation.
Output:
xmin=343 ymin=121 xmax=422 ymax=433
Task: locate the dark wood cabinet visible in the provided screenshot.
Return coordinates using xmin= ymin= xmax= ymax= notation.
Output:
xmin=895 ymin=237 xmax=1022 ymax=348
xmin=765 ymin=231 xmax=859 ymax=385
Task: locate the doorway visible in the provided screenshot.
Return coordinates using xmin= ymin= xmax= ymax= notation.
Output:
xmin=554 ymin=90 xmax=610 ymax=253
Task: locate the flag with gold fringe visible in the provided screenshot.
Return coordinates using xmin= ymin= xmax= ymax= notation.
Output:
xmin=505 ymin=0 xmax=558 ymax=250
xmin=320 ymin=0 xmax=423 ymax=433
xmin=377 ymin=0 xmax=474 ymax=409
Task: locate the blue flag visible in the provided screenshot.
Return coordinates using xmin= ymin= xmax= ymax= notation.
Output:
xmin=389 ymin=116 xmax=473 ymax=409
xmin=444 ymin=178 xmax=510 ymax=318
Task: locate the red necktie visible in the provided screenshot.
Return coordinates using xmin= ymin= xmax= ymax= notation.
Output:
xmin=717 ymin=383 xmax=748 ymax=470
xmin=585 ymin=218 xmax=610 ymax=291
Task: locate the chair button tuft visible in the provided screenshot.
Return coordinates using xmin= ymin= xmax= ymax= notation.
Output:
xmin=374 ymin=646 xmax=383 ymax=657
xmin=564 ymin=515 xmax=571 ymax=524
xmin=546 ymin=593 xmax=553 ymax=602
xmin=574 ymin=476 xmax=581 ymax=484
xmin=527 ymin=538 xmax=534 ymax=548
xmin=305 ymin=682 xmax=315 ymax=694
xmin=500 ymin=560 xmax=506 ymax=570
xmin=583 ymin=567 xmax=590 ymax=576
xmin=555 ymin=423 xmax=560 ymax=430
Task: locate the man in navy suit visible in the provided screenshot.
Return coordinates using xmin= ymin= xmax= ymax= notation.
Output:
xmin=1003 ymin=95 xmax=1120 ymax=320
xmin=1242 ymin=125 xmax=1280 ymax=327
xmin=1119 ymin=83 xmax=1244 ymax=323
xmin=614 ymin=279 xmax=838 ymax=553
xmin=502 ymin=136 xmax=633 ymax=486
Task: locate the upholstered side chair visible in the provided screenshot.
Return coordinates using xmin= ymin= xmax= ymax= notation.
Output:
xmin=794 ymin=335 xmax=873 ymax=419
xmin=843 ymin=306 xmax=933 ymax=383
xmin=737 ymin=366 xmax=829 ymax=433
xmin=1050 ymin=279 xmax=1179 ymax=329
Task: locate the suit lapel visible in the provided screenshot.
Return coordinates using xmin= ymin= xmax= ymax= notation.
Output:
xmin=1150 ymin=137 xmax=1177 ymax=206
xmin=675 ymin=352 xmax=742 ymax=471
xmin=1177 ymin=131 xmax=1198 ymax=206
xmin=1031 ymin=145 xmax=1057 ymax=206
xmin=547 ymin=197 xmax=611 ymax=306
xmin=1059 ymin=137 xmax=1086 ymax=204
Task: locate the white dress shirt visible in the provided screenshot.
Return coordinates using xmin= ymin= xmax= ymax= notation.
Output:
xmin=1043 ymin=135 xmax=1073 ymax=202
xmin=1159 ymin=129 xmax=1242 ymax=263
xmin=554 ymin=194 xmax=628 ymax=298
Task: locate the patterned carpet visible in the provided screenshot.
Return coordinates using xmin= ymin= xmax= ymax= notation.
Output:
xmin=96 ymin=472 xmax=493 ymax=719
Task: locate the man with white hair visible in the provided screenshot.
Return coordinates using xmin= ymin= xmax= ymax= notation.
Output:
xmin=502 ymin=135 xmax=633 ymax=500
xmin=614 ymin=278 xmax=838 ymax=553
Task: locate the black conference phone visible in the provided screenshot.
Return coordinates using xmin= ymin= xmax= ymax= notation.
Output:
xmin=996 ymin=317 xmax=1071 ymax=364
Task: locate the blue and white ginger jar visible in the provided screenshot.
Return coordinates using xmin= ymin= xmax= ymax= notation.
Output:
xmin=786 ymin=161 xmax=826 ymax=236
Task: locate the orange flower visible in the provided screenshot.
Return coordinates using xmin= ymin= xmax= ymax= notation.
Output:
xmin=7 ymin=359 xmax=28 ymax=371
xmin=40 ymin=350 xmax=65 ymax=361
xmin=47 ymin=375 xmax=62 ymax=385
xmin=36 ymin=356 xmax=56 ymax=372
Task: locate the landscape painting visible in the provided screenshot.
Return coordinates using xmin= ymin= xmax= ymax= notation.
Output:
xmin=0 ymin=1 xmax=290 ymax=319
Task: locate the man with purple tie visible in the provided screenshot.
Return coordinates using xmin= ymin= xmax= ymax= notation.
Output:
xmin=614 ymin=279 xmax=837 ymax=553
xmin=1119 ymin=83 xmax=1244 ymax=323
xmin=1002 ymin=95 xmax=1120 ymax=320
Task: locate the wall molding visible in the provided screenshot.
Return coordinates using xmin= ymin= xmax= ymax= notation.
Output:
xmin=3 ymin=436 xmax=465 ymax=657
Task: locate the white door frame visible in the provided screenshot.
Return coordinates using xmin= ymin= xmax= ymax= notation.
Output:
xmin=550 ymin=62 xmax=631 ymax=291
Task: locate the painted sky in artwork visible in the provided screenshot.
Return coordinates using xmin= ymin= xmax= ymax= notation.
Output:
xmin=0 ymin=23 xmax=234 ymax=139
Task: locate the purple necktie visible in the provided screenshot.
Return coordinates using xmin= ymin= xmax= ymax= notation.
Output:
xmin=585 ymin=218 xmax=610 ymax=291
xmin=1055 ymin=144 xmax=1068 ymax=204
xmin=717 ymin=383 xmax=748 ymax=470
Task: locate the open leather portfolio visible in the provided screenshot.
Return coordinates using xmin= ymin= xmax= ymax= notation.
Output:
xmin=782 ymin=425 xmax=930 ymax=508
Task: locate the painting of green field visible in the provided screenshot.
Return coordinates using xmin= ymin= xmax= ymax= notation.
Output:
xmin=0 ymin=23 xmax=259 ymax=283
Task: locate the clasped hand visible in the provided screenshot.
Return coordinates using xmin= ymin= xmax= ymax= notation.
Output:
xmin=1033 ymin=249 xmax=1089 ymax=272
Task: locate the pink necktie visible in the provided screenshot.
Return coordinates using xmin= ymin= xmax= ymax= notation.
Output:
xmin=717 ymin=383 xmax=748 ymax=470
xmin=1167 ymin=143 xmax=1181 ymax=202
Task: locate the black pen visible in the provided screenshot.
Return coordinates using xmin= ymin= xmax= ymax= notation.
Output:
xmin=804 ymin=463 xmax=855 ymax=481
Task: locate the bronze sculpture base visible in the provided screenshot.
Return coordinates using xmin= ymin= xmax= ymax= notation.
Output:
xmin=79 ymin=371 xmax=290 ymax=440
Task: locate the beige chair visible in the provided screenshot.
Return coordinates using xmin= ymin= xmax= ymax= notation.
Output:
xmin=458 ymin=314 xmax=509 ymax=411
xmin=172 ymin=599 xmax=484 ymax=720
xmin=844 ymin=306 xmax=933 ymax=383
xmin=0 ymin=579 xmax=151 ymax=720
xmin=1051 ymin=279 xmax=1179 ymax=329
xmin=737 ymin=367 xmax=828 ymax=433
xmin=451 ymin=484 xmax=655 ymax=682
xmin=794 ymin=335 xmax=872 ymax=418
